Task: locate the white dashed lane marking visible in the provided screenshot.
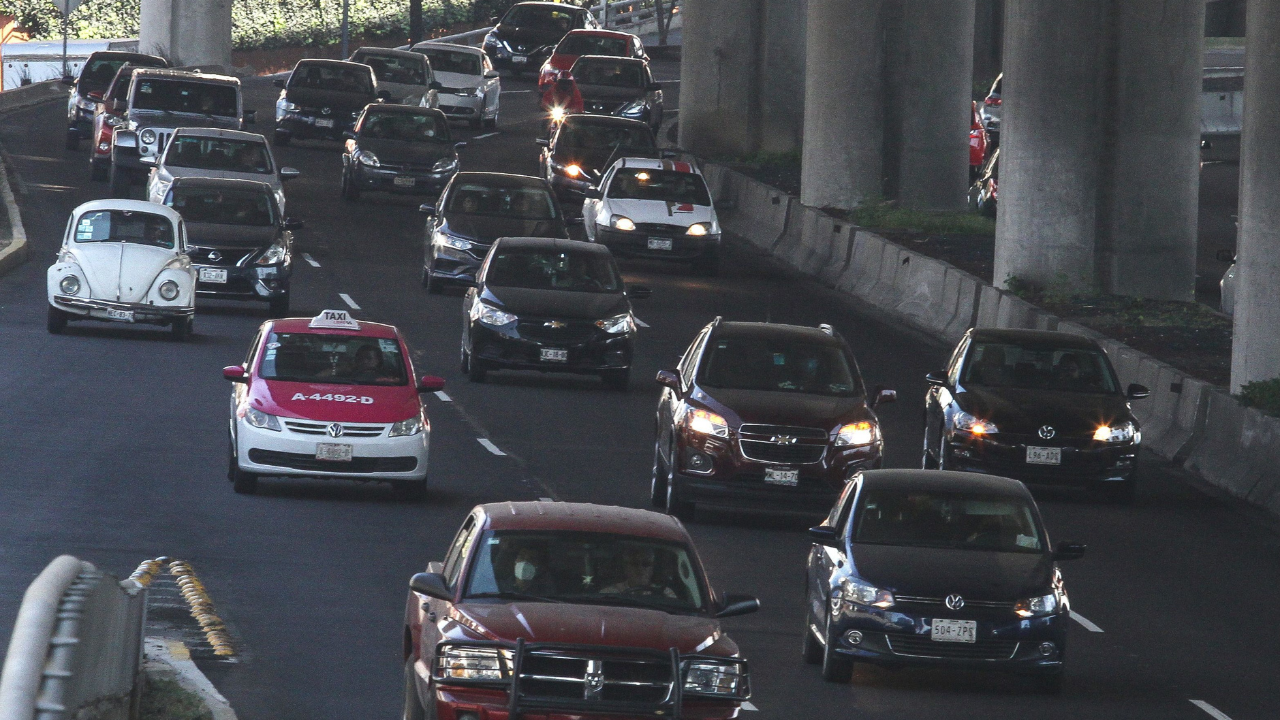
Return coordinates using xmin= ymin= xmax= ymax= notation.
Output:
xmin=434 ymin=391 xmax=452 ymax=402
xmin=472 ymin=132 xmax=500 ymax=139
xmin=1190 ymin=700 xmax=1233 ymax=720
xmin=478 ymin=438 xmax=506 ymax=456
xmin=339 ymin=293 xmax=361 ymax=310
xmin=1069 ymin=610 xmax=1104 ymax=633
xmin=303 ymin=253 xmax=320 ymax=267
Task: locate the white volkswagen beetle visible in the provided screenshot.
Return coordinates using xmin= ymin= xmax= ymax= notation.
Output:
xmin=47 ymin=199 xmax=197 ymax=340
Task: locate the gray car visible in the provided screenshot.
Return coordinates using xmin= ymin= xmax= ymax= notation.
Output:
xmin=144 ymin=127 xmax=299 ymax=216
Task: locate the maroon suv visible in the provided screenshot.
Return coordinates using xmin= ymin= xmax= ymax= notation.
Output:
xmin=402 ymin=502 xmax=759 ymax=720
xmin=651 ymin=319 xmax=896 ymax=519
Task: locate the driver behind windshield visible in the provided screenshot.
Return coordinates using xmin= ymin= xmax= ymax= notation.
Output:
xmin=601 ymin=546 xmax=678 ymax=599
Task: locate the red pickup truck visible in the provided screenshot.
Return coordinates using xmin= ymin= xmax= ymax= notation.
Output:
xmin=402 ymin=501 xmax=759 ymax=720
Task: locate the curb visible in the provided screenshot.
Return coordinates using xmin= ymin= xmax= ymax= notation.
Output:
xmin=144 ymin=638 xmax=238 ymax=720
xmin=0 ymin=153 xmax=28 ymax=278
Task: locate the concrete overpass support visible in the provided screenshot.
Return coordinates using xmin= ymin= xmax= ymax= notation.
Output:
xmin=140 ymin=0 xmax=233 ymax=71
xmin=678 ymin=0 xmax=763 ymax=158
xmin=758 ymin=0 xmax=807 ymax=155
xmin=1230 ymin=0 xmax=1280 ymax=390
xmin=800 ymin=0 xmax=884 ymax=210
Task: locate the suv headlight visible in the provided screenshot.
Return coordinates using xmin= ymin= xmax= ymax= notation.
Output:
xmin=953 ymin=410 xmax=997 ymax=436
xmin=140 ymin=129 xmax=157 ymax=145
xmin=683 ymin=660 xmax=746 ymax=698
xmin=389 ymin=414 xmax=425 ymax=437
xmin=158 ymin=280 xmax=180 ymax=301
xmin=1093 ymin=420 xmax=1137 ymax=443
xmin=357 ymin=150 xmax=380 ymax=167
xmin=835 ymin=421 xmax=878 ymax=447
xmin=59 ymin=275 xmax=81 ymax=295
xmin=242 ymin=406 xmax=282 ymax=431
xmin=610 ymin=214 xmax=635 ymax=231
xmin=470 ymin=302 xmax=517 ymax=327
xmin=595 ymin=313 xmax=634 ymax=334
xmin=1014 ymin=592 xmax=1060 ymax=618
xmin=434 ymin=230 xmax=473 ymax=251
xmin=435 ymin=646 xmax=505 ymax=681
xmin=685 ymin=408 xmax=729 ymax=438
xmin=839 ymin=577 xmax=894 ymax=609
xmin=256 ymin=242 xmax=287 ymax=266
xmin=433 ymin=156 xmax=458 ymax=173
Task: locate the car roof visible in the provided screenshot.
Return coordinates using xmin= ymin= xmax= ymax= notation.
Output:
xmin=494 ymin=237 xmax=610 ymax=255
xmin=171 ymin=127 xmax=266 ymax=142
xmin=71 ymin=199 xmax=183 ymax=224
xmin=352 ymin=47 xmax=423 ymax=61
xmin=412 ymin=42 xmax=484 ymax=56
xmin=858 ymin=469 xmax=1034 ymax=500
xmin=87 ymin=51 xmax=167 ymax=65
xmin=481 ymin=502 xmax=689 ymax=542
xmin=559 ymin=28 xmax=637 ymax=41
xmin=512 ymin=1 xmax=587 ymax=10
xmin=612 ymin=157 xmax=701 ymax=175
xmin=713 ymin=321 xmax=843 ymax=346
xmin=450 ymin=172 xmax=549 ymax=189
xmin=170 ymin=176 xmax=274 ymax=193
xmin=968 ymin=328 xmax=1101 ymax=350
xmin=267 ymin=317 xmax=401 ymax=339
xmin=292 ymin=58 xmax=373 ymax=72
xmin=131 ymin=68 xmax=239 ymax=84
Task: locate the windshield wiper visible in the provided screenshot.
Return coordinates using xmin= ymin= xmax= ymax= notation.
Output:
xmin=466 ymin=591 xmax=566 ymax=604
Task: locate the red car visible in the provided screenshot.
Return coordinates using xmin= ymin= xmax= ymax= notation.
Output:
xmin=538 ymin=28 xmax=648 ymax=91
xmin=402 ymin=501 xmax=759 ymax=720
xmin=969 ymin=100 xmax=988 ymax=182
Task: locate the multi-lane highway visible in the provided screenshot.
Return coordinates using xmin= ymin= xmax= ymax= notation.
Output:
xmin=1 ymin=59 xmax=1278 ymax=720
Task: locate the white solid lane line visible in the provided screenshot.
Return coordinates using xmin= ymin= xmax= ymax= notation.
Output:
xmin=434 ymin=391 xmax=452 ymax=402
xmin=1069 ymin=610 xmax=1104 ymax=633
xmin=501 ymin=89 xmax=533 ymax=93
xmin=303 ymin=253 xmax=320 ymax=267
xmin=1190 ymin=700 xmax=1234 ymax=720
xmin=741 ymin=702 xmax=758 ymax=712
xmin=472 ymin=132 xmax=500 ymax=139
xmin=339 ymin=293 xmax=361 ymax=310
xmin=634 ymin=317 xmax=650 ymax=328
xmin=478 ymin=438 xmax=506 ymax=456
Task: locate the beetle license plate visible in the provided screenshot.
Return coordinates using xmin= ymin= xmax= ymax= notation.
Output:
xmin=647 ymin=237 xmax=673 ymax=251
xmin=316 ymin=443 xmax=353 ymax=462
xmin=931 ymin=619 xmax=976 ymax=643
xmin=764 ymin=468 xmax=799 ymax=486
xmin=393 ymin=176 xmax=416 ymax=188
xmin=199 ymin=267 xmax=228 ymax=283
xmin=315 ymin=118 xmax=334 ymax=128
xmin=1026 ymin=446 xmax=1062 ymax=465
xmin=540 ymin=348 xmax=568 ymax=363
xmin=105 ymin=308 xmax=134 ymax=322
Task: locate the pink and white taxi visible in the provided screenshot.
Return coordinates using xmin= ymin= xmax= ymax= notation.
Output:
xmin=223 ymin=310 xmax=444 ymax=499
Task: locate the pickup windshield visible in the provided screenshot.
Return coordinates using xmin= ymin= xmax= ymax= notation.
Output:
xmin=72 ymin=209 xmax=174 ymax=249
xmin=132 ymin=79 xmax=239 ymax=117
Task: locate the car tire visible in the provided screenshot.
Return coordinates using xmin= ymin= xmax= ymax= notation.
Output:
xmin=820 ymin=619 xmax=854 ymax=683
xmin=170 ymin=316 xmax=192 ymax=341
xmin=268 ymin=295 xmax=290 ymax=317
xmin=108 ymin=164 xmax=131 ymax=198
xmin=664 ymin=446 xmax=695 ymax=521
xmin=402 ymin=658 xmax=427 ymax=720
xmin=273 ymin=130 xmax=291 ymax=147
xmin=229 ymin=445 xmax=258 ymax=495
xmin=463 ymin=346 xmax=487 ymax=382
xmin=601 ymin=368 xmax=629 ymax=391
xmin=394 ymin=479 xmax=428 ymax=502
xmin=692 ymin=253 xmax=719 ymax=277
xmin=802 ymin=615 xmax=824 ymax=665
xmin=65 ymin=131 xmax=80 ymax=151
xmin=921 ymin=418 xmax=938 ymax=469
xmin=90 ymin=161 xmax=109 ymax=182
xmin=649 ymin=437 xmax=668 ymax=508
xmin=47 ymin=305 xmax=68 ymax=334
xmin=936 ymin=429 xmax=951 ymax=471
xmin=484 ymin=111 xmax=498 ymax=129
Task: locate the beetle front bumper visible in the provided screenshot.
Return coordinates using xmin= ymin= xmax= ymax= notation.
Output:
xmin=51 ymin=295 xmax=193 ymax=325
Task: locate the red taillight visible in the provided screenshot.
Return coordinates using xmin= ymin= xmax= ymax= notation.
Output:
xmin=984 ymin=97 xmax=1002 ymax=107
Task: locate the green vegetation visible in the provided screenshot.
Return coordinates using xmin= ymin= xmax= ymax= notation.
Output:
xmin=1236 ymin=379 xmax=1280 ymax=418
xmin=848 ymin=199 xmax=996 ymax=236
xmin=139 ymin=677 xmax=211 ymax=720
xmin=1205 ymin=36 xmax=1246 ymax=49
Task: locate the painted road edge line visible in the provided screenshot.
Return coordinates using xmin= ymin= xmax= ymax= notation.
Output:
xmin=741 ymin=701 xmax=758 ymax=712
xmin=1190 ymin=700 xmax=1233 ymax=720
xmin=472 ymin=131 xmax=500 ymax=139
xmin=0 ymin=151 xmax=30 ymax=278
xmin=501 ymin=89 xmax=533 ymax=94
xmin=303 ymin=253 xmax=320 ymax=267
xmin=1069 ymin=610 xmax=1104 ymax=633
xmin=478 ymin=438 xmax=506 ymax=456
xmin=434 ymin=391 xmax=452 ymax=402
xmin=339 ymin=293 xmax=361 ymax=310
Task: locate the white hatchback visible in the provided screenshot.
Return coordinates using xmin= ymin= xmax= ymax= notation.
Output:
xmin=144 ymin=127 xmax=299 ymax=216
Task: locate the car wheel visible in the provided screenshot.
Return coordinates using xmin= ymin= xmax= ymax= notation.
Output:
xmin=108 ymin=164 xmax=131 ymax=198
xmin=229 ymin=442 xmax=258 ymax=495
xmin=402 ymin=658 xmax=427 ymax=720
xmin=484 ymin=111 xmax=498 ymax=129
xmin=65 ymin=131 xmax=80 ymax=151
xmin=273 ymin=130 xmax=291 ymax=147
xmin=268 ymin=295 xmax=290 ymax=317
xmin=692 ymin=253 xmax=719 ymax=277
xmin=664 ymin=443 xmax=695 ymax=521
xmin=820 ymin=617 xmax=854 ymax=683
xmin=601 ymin=368 xmax=629 ymax=391
xmin=394 ymin=478 xmax=428 ymax=502
xmin=802 ymin=613 xmax=824 ymax=665
xmin=649 ymin=437 xmax=668 ymax=508
xmin=921 ymin=417 xmax=938 ymax=469
xmin=90 ymin=161 xmax=109 ymax=182
xmin=47 ymin=305 xmax=68 ymax=334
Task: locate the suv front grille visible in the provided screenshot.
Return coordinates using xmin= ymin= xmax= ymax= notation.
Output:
xmin=739 ymin=424 xmax=828 ymax=439
xmin=517 ymin=318 xmax=598 ymax=344
xmin=737 ymin=424 xmax=827 ymax=465
xmin=283 ymin=420 xmax=386 ymax=437
xmin=885 ymin=634 xmax=1019 ymax=661
xmin=520 ymin=650 xmax=672 ymax=704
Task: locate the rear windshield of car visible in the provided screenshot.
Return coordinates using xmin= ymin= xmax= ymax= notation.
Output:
xmin=571 ymin=59 xmax=645 ymax=88
xmin=72 ymin=209 xmax=174 ymax=250
xmin=132 ymin=79 xmax=239 ymax=116
xmin=80 ymin=58 xmax=127 ymax=92
xmin=168 ymin=187 xmax=274 ymax=226
xmin=854 ymin=489 xmax=1045 ymax=554
xmin=557 ymin=121 xmax=654 ymax=152
xmin=699 ymin=336 xmax=861 ymax=397
xmin=417 ymin=49 xmax=481 ymax=76
xmin=446 ymin=183 xmax=557 ymax=220
xmin=486 ymin=249 xmax=621 ymax=293
xmin=503 ymin=5 xmax=579 ymax=31
xmin=359 ymin=112 xmax=450 ymax=143
xmin=960 ymin=341 xmax=1118 ymax=394
xmin=165 ymin=137 xmax=272 ymax=174
xmin=289 ymin=63 xmax=374 ymax=94
xmin=258 ymin=332 xmax=408 ymax=386
xmin=607 ymin=168 xmax=710 ymax=206
xmin=464 ymin=531 xmax=706 ymax=614
xmin=560 ymin=35 xmax=630 ymax=57
xmin=354 ymin=53 xmax=426 ymax=85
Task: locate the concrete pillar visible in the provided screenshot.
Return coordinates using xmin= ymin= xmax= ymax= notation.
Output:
xmin=1230 ymin=0 xmax=1280 ymax=390
xmin=139 ymin=0 xmax=172 ymax=59
xmin=757 ymin=0 xmax=807 ymax=155
xmin=677 ymin=0 xmax=763 ymax=158
xmin=993 ymin=1 xmax=1107 ymax=292
xmin=1096 ymin=2 xmax=1204 ymax=301
xmin=972 ymin=0 xmax=1004 ymax=90
xmin=800 ymin=0 xmax=884 ymax=210
xmin=140 ymin=0 xmax=233 ymax=70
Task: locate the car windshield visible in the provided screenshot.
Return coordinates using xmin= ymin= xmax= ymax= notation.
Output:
xmin=854 ymin=489 xmax=1045 ymax=554
xmin=486 ymin=249 xmax=621 ymax=293
xmin=168 ymin=187 xmax=274 ymax=226
xmin=572 ymin=59 xmax=645 ymax=88
xmin=80 ymin=58 xmax=127 ymax=92
xmin=557 ymin=121 xmax=654 ymax=153
xmin=289 ymin=63 xmax=374 ymax=94
xmin=258 ymin=332 xmax=408 ymax=386
xmin=561 ymin=35 xmax=630 ymax=57
xmin=446 ymin=183 xmax=557 ymax=220
xmin=164 ymin=137 xmax=272 ymax=174
xmin=132 ymin=79 xmax=239 ymax=116
xmin=359 ymin=112 xmax=450 ymax=143
xmin=355 ymin=53 xmax=426 ymax=85
xmin=699 ymin=336 xmax=861 ymax=396
xmin=503 ymin=5 xmax=577 ymax=31
xmin=465 ymin=531 xmax=706 ymax=613
xmin=608 ymin=168 xmax=710 ymax=205
xmin=418 ymin=49 xmax=482 ymax=76
xmin=960 ymin=341 xmax=1118 ymax=393
xmin=72 ymin=210 xmax=175 ymax=249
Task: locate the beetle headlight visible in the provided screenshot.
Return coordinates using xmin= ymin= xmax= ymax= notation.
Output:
xmin=59 ymin=275 xmax=81 ymax=296
xmin=389 ymin=414 xmax=425 ymax=438
xmin=470 ymin=302 xmax=517 ymax=327
xmin=140 ymin=129 xmax=157 ymax=145
xmin=683 ymin=660 xmax=746 ymax=698
xmin=435 ymin=646 xmax=505 ymax=681
xmin=595 ymin=313 xmax=634 ymax=334
xmin=242 ymin=406 xmax=282 ymax=431
xmin=158 ymin=280 xmax=180 ymax=301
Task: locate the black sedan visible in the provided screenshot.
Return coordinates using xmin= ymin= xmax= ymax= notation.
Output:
xmin=164 ymin=177 xmax=299 ymax=316
xmin=805 ymin=469 xmax=1085 ymax=692
xmin=460 ymin=237 xmax=648 ymax=389
xmin=274 ymin=59 xmax=386 ymax=145
xmin=483 ymin=1 xmax=599 ymax=76
xmin=341 ymin=105 xmax=463 ymax=201
xmin=570 ymin=55 xmax=664 ymax=132
xmin=537 ymin=114 xmax=656 ymax=207
xmin=420 ymin=172 xmax=570 ymax=293
xmin=922 ymin=328 xmax=1149 ymax=502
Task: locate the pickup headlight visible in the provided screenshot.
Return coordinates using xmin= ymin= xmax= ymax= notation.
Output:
xmin=433 ymin=230 xmax=473 ymax=251
xmin=59 ymin=275 xmax=81 ymax=295
xmin=619 ymin=98 xmax=647 ymax=117
xmin=595 ymin=313 xmax=634 ymax=334
xmin=1014 ymin=592 xmax=1060 ymax=618
xmin=683 ymin=660 xmax=747 ymax=698
xmin=357 ymin=150 xmax=380 ymax=167
xmin=685 ymin=408 xmax=729 ymax=438
xmin=436 ymin=646 xmax=505 ymax=681
xmin=1093 ymin=420 xmax=1137 ymax=443
xmin=242 ymin=406 xmax=282 ymax=431
xmin=839 ymin=577 xmax=894 ymax=609
xmin=610 ymin=214 xmax=636 ymax=231
xmin=433 ymin=156 xmax=459 ymax=173
xmin=953 ymin=410 xmax=997 ymax=436
xmin=835 ymin=421 xmax=878 ymax=447
xmin=76 ymin=97 xmax=96 ymax=112
xmin=140 ymin=129 xmax=157 ymax=145
xmin=470 ymin=302 xmax=517 ymax=327
xmin=686 ymin=223 xmax=710 ymax=236
xmin=256 ymin=242 xmax=287 ymax=266
xmin=389 ymin=414 xmax=425 ymax=437
xmin=158 ymin=280 xmax=180 ymax=301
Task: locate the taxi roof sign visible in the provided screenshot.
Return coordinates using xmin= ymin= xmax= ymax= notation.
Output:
xmin=309 ymin=309 xmax=361 ymax=330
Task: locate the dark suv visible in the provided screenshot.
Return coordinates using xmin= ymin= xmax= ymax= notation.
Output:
xmin=273 ymin=59 xmax=384 ymax=145
xmin=64 ymin=50 xmax=168 ymax=151
xmin=537 ymin=114 xmax=656 ymax=206
xmin=652 ymin=320 xmax=896 ymax=519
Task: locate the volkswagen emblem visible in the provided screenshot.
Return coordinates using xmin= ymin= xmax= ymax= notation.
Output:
xmin=1038 ymin=425 xmax=1056 ymax=440
xmin=583 ymin=659 xmax=604 ymax=700
xmin=207 ymin=250 xmax=222 ymax=262
xmin=944 ymin=594 xmax=965 ymax=610
xmin=321 ymin=107 xmax=332 ymax=115
xmin=544 ymin=320 xmax=567 ymax=328
xmin=327 ymin=423 xmax=344 ymax=438
xmin=771 ymin=435 xmax=798 ymax=445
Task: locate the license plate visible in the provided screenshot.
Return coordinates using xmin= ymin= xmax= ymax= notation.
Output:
xmin=764 ymin=468 xmax=799 ymax=486
xmin=393 ymin=176 xmax=416 ymax=188
xmin=512 ymin=55 xmax=528 ymax=65
xmin=315 ymin=118 xmax=334 ymax=128
xmin=540 ymin=347 xmax=568 ymax=363
xmin=105 ymin=308 xmax=134 ymax=322
xmin=647 ymin=237 xmax=673 ymax=251
xmin=199 ymin=267 xmax=228 ymax=283
xmin=316 ymin=443 xmax=353 ymax=462
xmin=930 ymin=619 xmax=977 ymax=644
xmin=1026 ymin=446 xmax=1062 ymax=465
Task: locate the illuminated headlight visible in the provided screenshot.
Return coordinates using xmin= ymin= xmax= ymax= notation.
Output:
xmin=357 ymin=150 xmax=380 ymax=167
xmin=840 ymin=577 xmax=894 ymax=609
xmin=436 ymin=646 xmax=504 ymax=681
xmin=683 ymin=661 xmax=745 ymax=697
xmin=595 ymin=313 xmax=634 ymax=334
xmin=1014 ymin=592 xmax=1060 ymax=618
xmin=611 ymin=215 xmax=636 ymax=231
xmin=1093 ymin=420 xmax=1137 ymax=443
xmin=256 ymin=242 xmax=287 ymax=266
xmin=242 ymin=406 xmax=282 ymax=431
xmin=98 ymin=142 xmax=111 ymax=152
xmin=432 ymin=156 xmax=458 ymax=173
xmin=686 ymin=408 xmax=729 ymax=438
xmin=686 ymin=223 xmax=710 ymax=236
xmin=434 ymin=231 xmax=473 ymax=251
xmin=140 ymin=129 xmax=157 ymax=145
xmin=549 ymin=106 xmax=566 ymax=122
xmin=158 ymin=280 xmax=180 ymax=301
xmin=550 ymin=161 xmax=583 ymax=178
xmin=953 ymin=410 xmax=997 ymax=436
xmin=835 ymin=421 xmax=878 ymax=447
xmin=59 ymin=275 xmax=81 ymax=295
xmin=470 ymin=302 xmax=517 ymax=327
xmin=388 ymin=414 xmax=425 ymax=437
xmin=619 ymin=98 xmax=647 ymax=117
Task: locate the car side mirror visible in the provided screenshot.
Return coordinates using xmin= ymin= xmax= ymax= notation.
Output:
xmin=1126 ymin=383 xmax=1150 ymax=400
xmin=409 ymin=572 xmax=454 ymax=601
xmin=627 ymin=285 xmax=652 ymax=300
xmin=279 ymin=167 xmax=301 ymax=181
xmin=808 ymin=525 xmax=841 ymax=547
xmin=925 ymin=370 xmax=948 ymax=387
xmin=418 ymin=375 xmax=446 ymax=393
xmin=583 ymin=187 xmax=602 ymax=200
xmin=454 ymin=141 xmax=468 ymax=150
xmin=110 ymin=98 xmax=127 ymax=113
xmin=222 ymin=366 xmax=248 ymax=382
xmin=273 ymin=78 xmax=286 ymax=89
xmin=139 ymin=155 xmax=157 ymax=166
xmin=114 ymin=130 xmax=137 ymax=149
xmin=655 ymin=369 xmax=682 ymax=395
xmin=715 ymin=593 xmax=760 ymax=619
xmin=1215 ymin=249 xmax=1235 ymax=263
xmin=536 ymin=138 xmax=550 ymax=148
xmin=484 ymin=70 xmax=499 ymax=79
xmin=283 ymin=217 xmax=304 ymax=231
xmin=873 ymin=388 xmax=897 ymax=407
xmin=243 ymin=109 xmax=256 ymax=124
xmin=418 ymin=204 xmax=436 ymax=216
xmin=1053 ymin=542 xmax=1086 ymax=561
xmin=429 ymin=80 xmax=443 ymax=91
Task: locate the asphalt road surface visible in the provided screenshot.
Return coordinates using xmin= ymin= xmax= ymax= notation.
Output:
xmin=2 ymin=61 xmax=1278 ymax=720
